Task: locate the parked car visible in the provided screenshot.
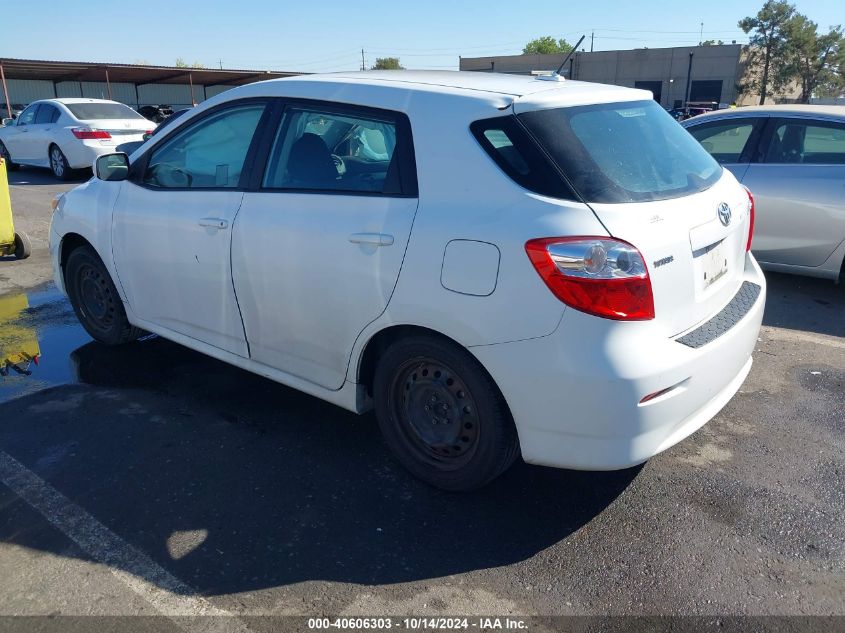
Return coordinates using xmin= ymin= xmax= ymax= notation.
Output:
xmin=668 ymin=106 xmax=713 ymax=121
xmin=50 ymin=72 xmax=765 ymax=490
xmin=138 ymin=104 xmax=174 ymax=123
xmin=116 ymin=108 xmax=192 ymax=155
xmin=0 ymin=99 xmax=154 ymax=180
xmin=684 ymin=105 xmax=845 ymax=281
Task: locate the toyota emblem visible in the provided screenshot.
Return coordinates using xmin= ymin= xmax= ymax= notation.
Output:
xmin=717 ymin=202 xmax=732 ymax=227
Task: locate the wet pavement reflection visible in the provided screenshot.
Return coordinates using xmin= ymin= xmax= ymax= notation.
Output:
xmin=0 ymin=285 xmax=92 ymax=402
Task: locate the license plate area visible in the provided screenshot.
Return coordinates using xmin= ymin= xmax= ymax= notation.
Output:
xmin=694 ymin=239 xmax=729 ymax=291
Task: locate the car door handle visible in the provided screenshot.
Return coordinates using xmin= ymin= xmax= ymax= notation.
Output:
xmin=348 ymin=232 xmax=394 ymax=246
xmin=198 ymin=217 xmax=229 ymax=230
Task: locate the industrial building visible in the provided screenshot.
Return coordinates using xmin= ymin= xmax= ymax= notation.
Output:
xmin=0 ymin=58 xmax=300 ymax=118
xmin=460 ymin=44 xmax=751 ymax=107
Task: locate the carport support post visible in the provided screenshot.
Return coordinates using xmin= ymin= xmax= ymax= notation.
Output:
xmin=105 ymin=68 xmax=112 ymax=100
xmin=189 ymin=72 xmax=196 ymax=106
xmin=0 ymin=62 xmax=11 ymax=119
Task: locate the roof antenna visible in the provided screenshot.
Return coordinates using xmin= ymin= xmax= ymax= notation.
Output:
xmin=555 ymin=35 xmax=585 ymax=76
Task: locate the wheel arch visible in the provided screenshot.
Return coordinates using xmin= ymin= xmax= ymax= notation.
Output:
xmin=59 ymin=232 xmax=95 ymax=278
xmin=355 ymin=324 xmax=512 ymax=418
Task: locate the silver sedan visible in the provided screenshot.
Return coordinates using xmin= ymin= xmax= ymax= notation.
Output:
xmin=683 ymin=105 xmax=845 ymax=281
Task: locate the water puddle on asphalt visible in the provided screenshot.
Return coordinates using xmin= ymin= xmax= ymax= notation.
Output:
xmin=0 ymin=285 xmax=93 ymax=402
xmin=0 ymin=284 xmax=235 ymax=406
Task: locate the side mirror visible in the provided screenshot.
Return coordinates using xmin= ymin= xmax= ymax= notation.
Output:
xmin=94 ymin=153 xmax=129 ymax=181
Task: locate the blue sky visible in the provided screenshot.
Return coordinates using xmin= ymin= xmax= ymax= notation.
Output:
xmin=1 ymin=0 xmax=841 ymax=72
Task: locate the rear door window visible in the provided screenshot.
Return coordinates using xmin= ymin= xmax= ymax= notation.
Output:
xmin=687 ymin=119 xmax=760 ymax=164
xmin=262 ymin=104 xmax=416 ymax=196
xmin=764 ymin=119 xmax=845 ymax=165
xmin=35 ymin=104 xmax=58 ymax=125
xmin=519 ymin=100 xmax=722 ymax=203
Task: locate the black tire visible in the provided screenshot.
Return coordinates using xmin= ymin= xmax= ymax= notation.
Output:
xmin=13 ymin=231 xmax=31 ymax=259
xmin=374 ymin=335 xmax=520 ymax=491
xmin=49 ymin=144 xmax=72 ymax=181
xmin=0 ymin=141 xmax=18 ymax=171
xmin=65 ymin=246 xmax=142 ymax=345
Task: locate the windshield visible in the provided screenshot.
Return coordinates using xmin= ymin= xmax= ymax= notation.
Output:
xmin=519 ymin=100 xmax=722 ymax=203
xmin=65 ymin=103 xmax=146 ymax=121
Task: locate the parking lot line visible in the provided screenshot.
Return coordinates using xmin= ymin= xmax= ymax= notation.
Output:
xmin=0 ymin=450 xmax=250 ymax=631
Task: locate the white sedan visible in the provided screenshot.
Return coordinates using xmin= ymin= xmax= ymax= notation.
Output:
xmin=0 ymin=98 xmax=153 ymax=180
xmin=49 ymin=72 xmax=765 ymax=490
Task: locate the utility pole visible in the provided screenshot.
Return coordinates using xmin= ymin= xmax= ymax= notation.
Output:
xmin=590 ymin=31 xmax=594 ymax=52
xmin=219 ymin=59 xmax=223 ymax=70
xmin=684 ymin=51 xmax=694 ymax=108
xmin=361 ymin=49 xmax=366 ymax=71
xmin=699 ymin=22 xmax=703 ymax=45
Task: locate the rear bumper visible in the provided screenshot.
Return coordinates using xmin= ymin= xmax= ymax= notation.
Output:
xmin=471 ymin=253 xmax=766 ymax=470
xmin=63 ymin=137 xmax=144 ymax=170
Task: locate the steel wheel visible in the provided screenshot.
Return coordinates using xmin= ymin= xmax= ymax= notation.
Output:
xmin=65 ymin=246 xmax=143 ymax=345
xmin=76 ymin=261 xmax=117 ymax=333
xmin=389 ymin=357 xmax=482 ymax=470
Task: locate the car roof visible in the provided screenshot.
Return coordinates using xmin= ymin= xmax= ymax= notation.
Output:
xmin=35 ymin=98 xmax=125 ymax=106
xmin=687 ymin=104 xmax=845 ymax=123
xmin=220 ymin=71 xmax=650 ymax=115
xmin=283 ymin=71 xmax=600 ymax=96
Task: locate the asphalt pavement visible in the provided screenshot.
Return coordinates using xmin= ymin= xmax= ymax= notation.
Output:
xmin=0 ymin=165 xmax=842 ymax=628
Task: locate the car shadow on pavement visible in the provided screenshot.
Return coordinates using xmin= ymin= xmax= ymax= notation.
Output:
xmin=0 ymin=334 xmax=640 ymax=596
xmin=761 ymin=271 xmax=845 ymax=338
xmin=6 ymin=166 xmax=90 ymax=186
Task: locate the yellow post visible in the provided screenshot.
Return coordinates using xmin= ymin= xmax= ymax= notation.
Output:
xmin=0 ymin=157 xmax=14 ymax=249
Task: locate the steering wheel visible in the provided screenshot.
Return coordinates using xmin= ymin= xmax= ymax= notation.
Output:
xmin=148 ymin=162 xmax=192 ymax=188
xmin=331 ymin=154 xmax=346 ymax=175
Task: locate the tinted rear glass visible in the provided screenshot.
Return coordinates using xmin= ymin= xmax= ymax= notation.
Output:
xmin=65 ymin=103 xmax=145 ymax=121
xmin=470 ymin=115 xmax=576 ymax=200
xmin=519 ymin=100 xmax=722 ymax=203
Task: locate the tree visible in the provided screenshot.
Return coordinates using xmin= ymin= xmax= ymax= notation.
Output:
xmin=700 ymin=39 xmax=725 ymax=46
xmin=174 ymin=58 xmax=205 ymax=69
xmin=372 ymin=57 xmax=403 ymax=70
xmin=739 ymin=0 xmax=797 ymax=104
xmin=522 ymin=36 xmax=574 ymax=55
xmin=784 ymin=17 xmax=844 ymax=102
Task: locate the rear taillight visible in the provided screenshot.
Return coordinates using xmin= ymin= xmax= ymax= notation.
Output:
xmin=71 ymin=127 xmax=111 ymax=140
xmin=525 ymin=237 xmax=655 ymax=321
xmin=744 ymin=186 xmax=755 ymax=252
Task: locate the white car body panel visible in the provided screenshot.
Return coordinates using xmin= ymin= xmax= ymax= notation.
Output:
xmin=111 ymin=185 xmax=249 ymax=356
xmin=50 ymin=71 xmax=765 ymax=471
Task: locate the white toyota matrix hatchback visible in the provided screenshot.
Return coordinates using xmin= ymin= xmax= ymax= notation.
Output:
xmin=50 ymin=72 xmax=765 ymax=490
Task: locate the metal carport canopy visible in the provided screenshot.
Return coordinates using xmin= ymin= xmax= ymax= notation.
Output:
xmin=0 ymin=57 xmax=302 ymax=116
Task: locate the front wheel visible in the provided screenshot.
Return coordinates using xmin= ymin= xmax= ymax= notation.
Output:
xmin=373 ymin=336 xmax=519 ymax=491
xmin=0 ymin=141 xmax=18 ymax=171
xmin=49 ymin=145 xmax=72 ymax=181
xmin=65 ymin=246 xmax=142 ymax=345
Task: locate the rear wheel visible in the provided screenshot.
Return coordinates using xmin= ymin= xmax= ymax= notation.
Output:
xmin=374 ymin=335 xmax=519 ymax=491
xmin=0 ymin=141 xmax=18 ymax=171
xmin=13 ymin=231 xmax=31 ymax=259
xmin=49 ymin=145 xmax=72 ymax=181
xmin=65 ymin=246 xmax=142 ymax=345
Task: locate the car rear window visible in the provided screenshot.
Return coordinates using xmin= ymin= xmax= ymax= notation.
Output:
xmin=65 ymin=103 xmax=146 ymax=121
xmin=470 ymin=115 xmax=576 ymax=200
xmin=519 ymin=100 xmax=722 ymax=203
